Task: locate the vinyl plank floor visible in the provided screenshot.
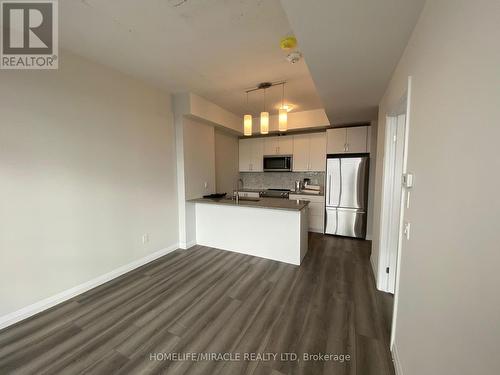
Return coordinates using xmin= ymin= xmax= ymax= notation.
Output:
xmin=0 ymin=233 xmax=394 ymax=375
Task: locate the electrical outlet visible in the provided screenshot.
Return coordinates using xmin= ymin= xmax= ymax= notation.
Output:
xmin=142 ymin=233 xmax=149 ymax=244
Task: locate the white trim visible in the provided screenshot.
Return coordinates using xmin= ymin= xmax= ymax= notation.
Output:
xmin=390 ymin=76 xmax=413 ymax=349
xmin=179 ymin=240 xmax=196 ymax=249
xmin=392 ymin=343 xmax=403 ymax=375
xmin=0 ymin=243 xmax=179 ymax=330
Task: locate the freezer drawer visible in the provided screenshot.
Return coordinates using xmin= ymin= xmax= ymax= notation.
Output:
xmin=325 ymin=207 xmax=366 ymax=238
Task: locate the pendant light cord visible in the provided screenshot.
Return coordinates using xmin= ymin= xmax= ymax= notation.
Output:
xmin=282 ymin=82 xmax=285 ymax=108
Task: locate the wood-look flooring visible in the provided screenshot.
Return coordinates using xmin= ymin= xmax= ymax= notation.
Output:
xmin=0 ymin=233 xmax=394 ymax=375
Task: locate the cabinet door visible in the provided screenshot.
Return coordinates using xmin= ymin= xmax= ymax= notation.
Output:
xmin=263 ymin=137 xmax=279 ymax=155
xmin=326 ymin=128 xmax=347 ymax=154
xmin=292 ymin=134 xmax=310 ymax=171
xmin=346 ymin=126 xmax=368 ymax=153
xmin=250 ymin=138 xmax=264 ymax=172
xmin=308 ymin=133 xmax=326 ymax=171
xmin=239 ymin=139 xmax=252 ymax=172
xmin=278 ymin=136 xmax=293 ymax=155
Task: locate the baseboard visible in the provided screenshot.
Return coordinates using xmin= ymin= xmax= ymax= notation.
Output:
xmin=392 ymin=343 xmax=403 ymax=375
xmin=179 ymin=240 xmax=196 ymax=249
xmin=0 ymin=243 xmax=179 ymax=330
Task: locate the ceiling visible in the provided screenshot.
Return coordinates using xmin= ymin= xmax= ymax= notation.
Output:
xmin=280 ymin=0 xmax=426 ymax=123
xmin=60 ymin=0 xmax=322 ymax=117
xmin=60 ymin=0 xmax=424 ymax=123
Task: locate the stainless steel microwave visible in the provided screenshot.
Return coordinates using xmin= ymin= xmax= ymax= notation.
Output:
xmin=263 ymin=155 xmax=292 ymax=172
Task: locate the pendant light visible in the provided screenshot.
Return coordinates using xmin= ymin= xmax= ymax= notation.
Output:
xmin=279 ymin=82 xmax=288 ymax=132
xmin=243 ymin=92 xmax=252 ymax=136
xmin=260 ymin=88 xmax=269 ymax=134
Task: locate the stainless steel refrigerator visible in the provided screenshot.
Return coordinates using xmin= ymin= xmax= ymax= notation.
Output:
xmin=325 ymin=155 xmax=369 ymax=238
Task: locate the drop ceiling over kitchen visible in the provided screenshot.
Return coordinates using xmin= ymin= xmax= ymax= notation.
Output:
xmin=60 ymin=0 xmax=424 ymax=124
xmin=60 ymin=0 xmax=322 ymax=117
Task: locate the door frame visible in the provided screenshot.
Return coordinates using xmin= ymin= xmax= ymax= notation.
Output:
xmin=376 ymin=77 xmax=413 ymax=348
xmin=378 ymin=113 xmax=406 ymax=293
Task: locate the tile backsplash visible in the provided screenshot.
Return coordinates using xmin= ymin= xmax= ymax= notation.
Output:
xmin=240 ymin=172 xmax=325 ymax=191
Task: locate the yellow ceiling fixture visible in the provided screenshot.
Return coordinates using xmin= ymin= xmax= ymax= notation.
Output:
xmin=280 ymin=35 xmax=302 ymax=64
xmin=280 ymin=36 xmax=298 ymax=50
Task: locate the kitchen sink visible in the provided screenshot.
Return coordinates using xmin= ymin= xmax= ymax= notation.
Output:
xmin=223 ymin=197 xmax=260 ymax=202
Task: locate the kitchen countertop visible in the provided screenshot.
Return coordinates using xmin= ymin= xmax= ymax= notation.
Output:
xmin=188 ymin=197 xmax=309 ymax=211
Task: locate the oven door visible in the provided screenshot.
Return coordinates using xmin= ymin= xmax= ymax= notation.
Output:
xmin=263 ymin=156 xmax=292 ymax=171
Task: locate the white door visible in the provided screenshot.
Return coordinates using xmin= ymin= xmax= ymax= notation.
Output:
xmin=292 ymin=134 xmax=309 ymax=171
xmin=346 ymin=126 xmax=368 ymax=153
xmin=278 ymin=136 xmax=293 ymax=155
xmin=263 ymin=137 xmax=279 ymax=155
xmin=308 ymin=133 xmax=326 ymax=171
xmin=326 ymin=128 xmax=347 ymax=154
xmin=239 ymin=139 xmax=252 ymax=172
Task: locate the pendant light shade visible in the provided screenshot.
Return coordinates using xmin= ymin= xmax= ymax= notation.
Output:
xmin=242 ymin=81 xmax=289 ymax=136
xmin=243 ymin=114 xmax=252 ymax=136
xmin=260 ymin=111 xmax=269 ymax=134
xmin=279 ymin=82 xmax=288 ymax=132
xmin=278 ymin=108 xmax=287 ymax=132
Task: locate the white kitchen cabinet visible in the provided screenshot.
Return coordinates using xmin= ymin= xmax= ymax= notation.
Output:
xmin=292 ymin=134 xmax=309 ymax=171
xmin=263 ymin=136 xmax=293 ymax=155
xmin=289 ymin=194 xmax=325 ymax=233
xmin=292 ymin=132 xmax=326 ymax=172
xmin=346 ymin=126 xmax=368 ymax=153
xmin=239 ymin=138 xmax=264 ymax=172
xmin=326 ymin=128 xmax=346 ymax=154
xmin=326 ymin=126 xmax=369 ymax=154
xmin=308 ymin=133 xmax=327 ymax=171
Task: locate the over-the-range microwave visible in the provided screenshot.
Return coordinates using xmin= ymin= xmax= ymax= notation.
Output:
xmin=263 ymin=155 xmax=292 ymax=172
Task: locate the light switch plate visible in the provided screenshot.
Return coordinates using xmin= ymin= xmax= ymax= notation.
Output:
xmin=402 ymin=173 xmax=414 ymax=188
xmin=403 ymin=222 xmax=411 ymax=240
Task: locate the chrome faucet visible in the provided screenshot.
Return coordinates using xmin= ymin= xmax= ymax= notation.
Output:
xmin=233 ymin=190 xmax=239 ymax=203
xmin=238 ymin=178 xmax=244 ymax=190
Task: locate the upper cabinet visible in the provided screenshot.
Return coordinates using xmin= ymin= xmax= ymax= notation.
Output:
xmin=326 ymin=126 xmax=369 ymax=154
xmin=292 ymin=132 xmax=326 ymax=172
xmin=263 ymin=136 xmax=293 ymax=155
xmin=239 ymin=138 xmax=264 ymax=172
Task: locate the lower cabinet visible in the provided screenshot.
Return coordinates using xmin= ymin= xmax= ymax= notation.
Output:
xmin=289 ymin=194 xmax=325 ymax=233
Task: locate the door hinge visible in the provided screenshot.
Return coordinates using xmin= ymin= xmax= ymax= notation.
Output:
xmin=386 ymin=267 xmax=390 ymax=274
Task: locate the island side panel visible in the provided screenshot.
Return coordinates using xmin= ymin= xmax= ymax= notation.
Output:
xmin=194 ymin=203 xmax=303 ymax=265
xmin=299 ymin=207 xmax=309 ymax=263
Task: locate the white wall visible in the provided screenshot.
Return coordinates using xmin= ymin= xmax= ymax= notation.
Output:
xmin=372 ymin=1 xmax=500 ymax=374
xmin=214 ymin=129 xmax=239 ymax=194
xmin=183 ymin=118 xmax=216 ymax=200
xmin=0 ymin=50 xmax=179 ymax=318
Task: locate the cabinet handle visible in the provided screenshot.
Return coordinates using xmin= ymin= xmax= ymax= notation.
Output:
xmin=346 ymin=143 xmax=349 ymax=152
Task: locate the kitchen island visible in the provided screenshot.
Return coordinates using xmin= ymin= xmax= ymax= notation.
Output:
xmin=188 ymin=197 xmax=309 ymax=265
